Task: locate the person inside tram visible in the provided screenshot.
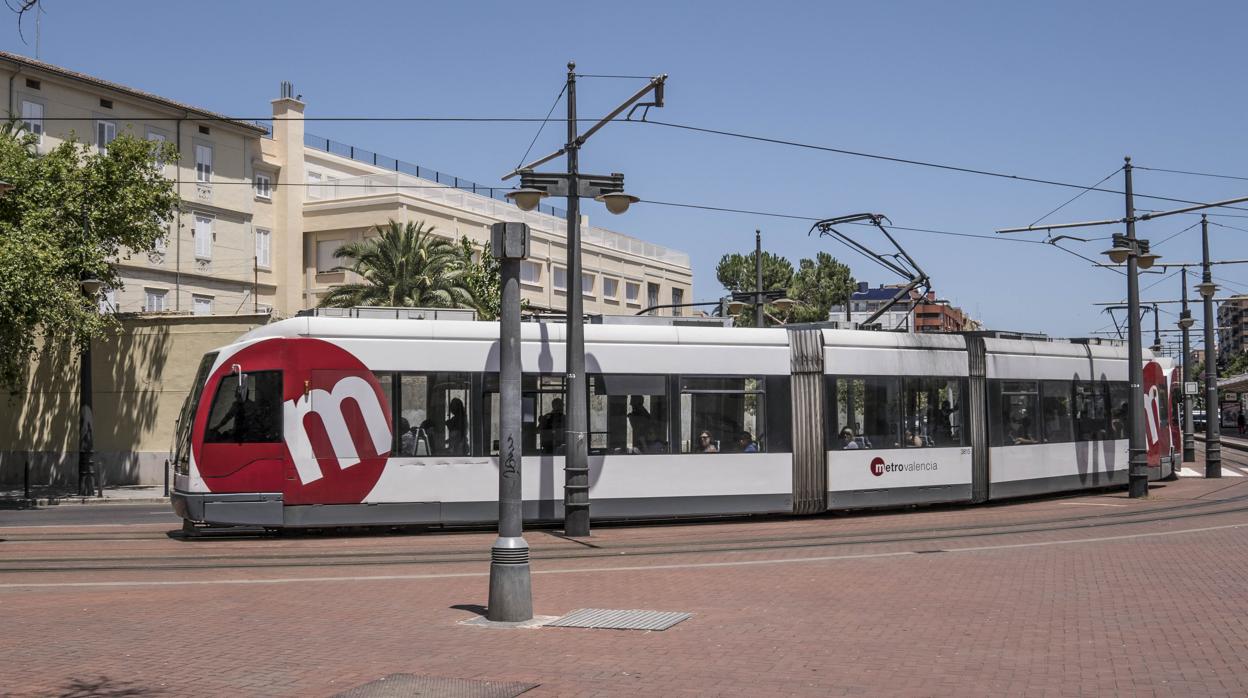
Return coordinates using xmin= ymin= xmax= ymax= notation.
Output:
xmin=839 ymin=427 xmax=860 ymax=450
xmin=696 ymin=430 xmax=719 ymax=453
xmin=735 ymin=431 xmax=758 ymax=453
xmin=445 ymin=397 xmax=468 ymax=456
xmin=539 ymin=398 xmax=565 ymax=454
xmin=903 ymin=428 xmax=924 ymax=448
xmin=628 ymin=395 xmax=660 ymax=453
xmin=1008 ymin=409 xmax=1038 ymax=445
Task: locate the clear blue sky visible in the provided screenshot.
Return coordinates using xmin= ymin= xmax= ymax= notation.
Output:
xmin=9 ymin=0 xmax=1248 ymax=345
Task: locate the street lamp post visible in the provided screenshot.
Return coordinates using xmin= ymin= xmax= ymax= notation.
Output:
xmin=1121 ymin=158 xmax=1150 ymax=498
xmin=1198 ymin=214 xmax=1221 ymax=478
xmin=505 ymin=64 xmax=666 ymax=537
xmin=1178 ymin=267 xmax=1196 ymax=463
xmin=487 ymin=221 xmax=533 ymax=622
xmin=78 ymin=203 xmax=102 ymax=498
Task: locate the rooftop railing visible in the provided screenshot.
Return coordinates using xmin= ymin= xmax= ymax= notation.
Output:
xmin=303 ymin=137 xmax=690 ymax=267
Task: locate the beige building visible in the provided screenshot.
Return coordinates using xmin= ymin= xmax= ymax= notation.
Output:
xmin=0 ymin=51 xmax=693 ymax=487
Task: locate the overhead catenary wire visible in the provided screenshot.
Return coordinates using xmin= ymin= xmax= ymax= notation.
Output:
xmin=1030 ymin=167 xmax=1122 ymax=227
xmin=515 ymin=83 xmax=567 ymax=170
xmin=1135 ymin=166 xmax=1248 ymax=183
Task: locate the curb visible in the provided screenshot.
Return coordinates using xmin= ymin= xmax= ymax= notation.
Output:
xmin=1195 ymin=435 xmax=1248 ymax=452
xmin=2 ymin=496 xmax=170 ymax=507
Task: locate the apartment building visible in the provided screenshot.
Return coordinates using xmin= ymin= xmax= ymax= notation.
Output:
xmin=828 ymin=282 xmax=980 ymax=332
xmin=1217 ymin=296 xmax=1248 ymax=362
xmin=0 ymin=52 xmax=692 ymax=487
xmin=0 ymin=51 xmax=279 ymax=317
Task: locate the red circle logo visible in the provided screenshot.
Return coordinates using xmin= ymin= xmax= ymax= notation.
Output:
xmin=870 ymin=457 xmax=885 ymax=477
xmin=194 ymin=338 xmax=393 ymax=504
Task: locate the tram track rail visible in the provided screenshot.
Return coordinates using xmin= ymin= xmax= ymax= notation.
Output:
xmin=4 ymin=482 xmax=1247 ymax=574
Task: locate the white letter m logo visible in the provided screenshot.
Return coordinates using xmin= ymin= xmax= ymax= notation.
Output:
xmin=284 ymin=375 xmax=391 ymax=485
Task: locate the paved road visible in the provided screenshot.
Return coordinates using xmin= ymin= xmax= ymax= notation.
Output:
xmin=3 ymin=448 xmax=1248 ymax=696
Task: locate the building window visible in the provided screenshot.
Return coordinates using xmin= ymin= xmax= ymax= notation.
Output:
xmin=255 ymin=228 xmax=271 ymax=269
xmin=625 ymin=281 xmax=641 ymax=305
xmin=316 ymin=239 xmax=343 ymax=273
xmin=146 ymin=130 xmax=167 ymax=168
xmin=307 ymin=171 xmax=323 ymax=199
xmin=96 ymin=119 xmax=116 ymax=152
xmin=195 ymin=144 xmax=213 ymax=182
xmin=153 ymin=231 xmax=168 ymax=254
xmin=192 ymin=294 xmax=213 ymax=316
xmin=254 ymin=173 xmax=272 ymax=199
xmin=603 ymin=277 xmax=619 ymax=300
xmin=99 ymin=287 xmax=116 ymax=314
xmin=552 ymin=266 xmax=567 ymax=291
xmin=194 ymin=214 xmax=213 ymax=260
xmin=520 ymin=260 xmax=542 ymax=286
xmin=20 ymin=100 xmax=42 ymax=144
xmin=671 ymin=288 xmax=684 ymax=316
xmin=581 ymin=272 xmax=595 ymax=298
xmin=144 ymin=288 xmax=167 ymax=312
xmin=647 ymin=282 xmax=660 ymax=310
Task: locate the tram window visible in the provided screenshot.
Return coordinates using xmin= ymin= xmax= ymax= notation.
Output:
xmin=483 ymin=374 xmax=566 ymax=456
xmin=830 ymin=376 xmax=900 ymax=450
xmin=679 ymin=376 xmax=766 ymax=453
xmin=990 ymin=380 xmax=1039 ymax=446
xmin=203 ymin=370 xmax=282 ymax=443
xmin=1041 ymin=381 xmax=1074 ymax=443
xmin=373 ymin=371 xmax=397 ymax=452
xmin=395 ymin=372 xmax=472 ymax=456
xmin=1073 ymin=381 xmax=1109 ymax=440
xmin=588 ymin=374 xmax=669 ymax=454
xmin=176 ymin=352 xmax=218 ymax=470
xmin=1109 ymin=381 xmax=1131 ymax=439
xmin=902 ymin=377 xmax=966 ymax=448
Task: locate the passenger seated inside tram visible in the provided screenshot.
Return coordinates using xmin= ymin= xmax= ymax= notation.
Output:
xmin=839 ymin=427 xmax=860 ymax=450
xmin=735 ymin=431 xmax=758 ymax=453
xmin=904 ymin=429 xmax=924 ymax=447
xmin=696 ymin=430 xmax=719 ymax=453
xmin=1008 ymin=411 xmax=1038 ymax=445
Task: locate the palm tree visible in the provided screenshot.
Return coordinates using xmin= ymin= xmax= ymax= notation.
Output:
xmin=318 ymin=219 xmax=477 ymax=310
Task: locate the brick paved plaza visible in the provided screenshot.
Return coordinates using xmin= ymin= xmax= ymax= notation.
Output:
xmin=3 ymin=448 xmax=1248 ymax=697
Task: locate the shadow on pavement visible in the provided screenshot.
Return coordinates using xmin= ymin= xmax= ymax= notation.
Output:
xmin=59 ymin=676 xmax=163 ymax=697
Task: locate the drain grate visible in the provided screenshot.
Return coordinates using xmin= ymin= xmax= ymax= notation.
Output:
xmin=332 ymin=674 xmax=537 ymax=698
xmin=546 ymin=608 xmax=691 ymax=631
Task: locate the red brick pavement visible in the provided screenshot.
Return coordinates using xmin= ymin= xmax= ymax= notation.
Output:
xmin=3 ymin=458 xmax=1248 ymax=697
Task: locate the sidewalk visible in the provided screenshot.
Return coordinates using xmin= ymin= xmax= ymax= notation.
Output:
xmin=1196 ymin=431 xmax=1248 ymax=451
xmin=0 ymin=484 xmax=168 ymax=507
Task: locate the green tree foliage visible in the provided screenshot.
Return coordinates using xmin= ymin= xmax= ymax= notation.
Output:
xmin=785 ymin=251 xmax=855 ymax=323
xmin=455 ymin=235 xmax=516 ymax=321
xmin=716 ymin=250 xmax=794 ymax=326
xmin=1220 ymin=351 xmax=1248 ymax=378
xmin=715 ymin=248 xmax=855 ymax=326
xmin=0 ymin=125 xmax=178 ymax=391
xmin=318 ymin=219 xmax=477 ymax=310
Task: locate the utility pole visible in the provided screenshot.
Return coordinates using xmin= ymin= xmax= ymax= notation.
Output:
xmin=1179 ymin=267 xmax=1196 ymax=462
xmin=755 ymin=230 xmax=764 ymax=328
xmin=1124 ymin=157 xmax=1148 ymax=498
xmin=1200 ymin=214 xmax=1221 ymax=478
xmin=562 ymin=62 xmax=590 ymax=537
xmin=1151 ymin=303 xmax=1161 ymax=353
xmin=487 ymin=222 xmax=533 ymax=622
xmin=78 ymin=203 xmax=99 ymax=498
xmin=502 ymin=65 xmax=665 ymax=538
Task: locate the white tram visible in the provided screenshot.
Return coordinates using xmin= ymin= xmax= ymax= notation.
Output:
xmin=171 ymin=316 xmax=1146 ymax=528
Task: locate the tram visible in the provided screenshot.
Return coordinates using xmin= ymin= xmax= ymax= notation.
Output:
xmin=171 ymin=316 xmax=1153 ymax=529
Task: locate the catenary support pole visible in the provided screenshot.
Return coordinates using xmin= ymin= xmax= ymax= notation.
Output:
xmin=755 ymin=229 xmax=764 ymax=328
xmin=563 ymin=62 xmax=590 ymax=537
xmin=487 ymin=221 xmax=533 ymax=622
xmin=1202 ymin=214 xmax=1221 ymax=478
xmin=1124 ymin=157 xmax=1148 ymax=498
xmin=1180 ymin=267 xmax=1195 ymax=462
